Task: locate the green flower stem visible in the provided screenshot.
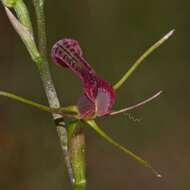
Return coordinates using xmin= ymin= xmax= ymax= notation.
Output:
xmin=67 ymin=121 xmax=79 ymax=142
xmin=58 ymin=121 xmax=86 ymax=189
xmin=32 ymin=0 xmax=59 ymax=108
xmin=86 ymin=120 xmax=162 ymax=178
xmin=69 ymin=126 xmax=86 ymax=190
xmin=32 ymin=0 xmax=77 ymax=186
xmin=33 ymin=0 xmax=47 ymax=59
xmin=114 ymin=30 xmax=175 ymax=90
xmin=57 ymin=125 xmax=75 ymax=185
xmin=3 ymin=0 xmax=76 ymax=185
xmin=33 ymin=1 xmax=87 ymax=187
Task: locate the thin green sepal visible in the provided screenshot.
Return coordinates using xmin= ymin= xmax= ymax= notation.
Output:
xmin=114 ymin=30 xmax=175 ymax=90
xmin=0 ymin=91 xmax=79 ymax=118
xmin=85 ymin=120 xmax=162 ymax=178
xmin=0 ymin=91 xmax=52 ymax=112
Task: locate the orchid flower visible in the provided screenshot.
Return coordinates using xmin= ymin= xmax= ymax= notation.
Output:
xmin=51 ymin=38 xmax=116 ymax=118
xmin=0 ymin=30 xmax=174 ymax=177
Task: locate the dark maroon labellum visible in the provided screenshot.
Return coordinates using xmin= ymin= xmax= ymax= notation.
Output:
xmin=51 ymin=38 xmax=116 ymax=118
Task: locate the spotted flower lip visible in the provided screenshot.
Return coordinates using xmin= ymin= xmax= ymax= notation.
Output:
xmin=51 ymin=38 xmax=116 ymax=118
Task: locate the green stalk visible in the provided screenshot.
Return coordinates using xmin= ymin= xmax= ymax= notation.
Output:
xmin=69 ymin=126 xmax=86 ymax=190
xmin=2 ymin=0 xmax=78 ymax=186
xmin=33 ymin=0 xmax=86 ymax=187
xmin=33 ymin=0 xmax=47 ymax=59
xmin=114 ymin=30 xmax=174 ymax=90
xmin=32 ymin=0 xmax=59 ymax=108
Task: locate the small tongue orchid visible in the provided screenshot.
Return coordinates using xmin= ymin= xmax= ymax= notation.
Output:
xmin=51 ymin=38 xmax=116 ymax=118
xmin=0 ymin=30 xmax=174 ymax=177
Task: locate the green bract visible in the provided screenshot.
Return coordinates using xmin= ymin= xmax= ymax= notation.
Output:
xmin=2 ymin=0 xmax=17 ymax=7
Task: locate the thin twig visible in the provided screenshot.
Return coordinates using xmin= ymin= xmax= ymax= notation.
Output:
xmin=110 ymin=91 xmax=162 ymax=116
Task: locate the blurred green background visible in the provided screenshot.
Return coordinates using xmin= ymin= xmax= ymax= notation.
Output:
xmin=0 ymin=0 xmax=189 ymax=189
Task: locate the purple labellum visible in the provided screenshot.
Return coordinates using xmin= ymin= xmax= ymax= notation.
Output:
xmin=77 ymin=95 xmax=95 ymax=118
xmin=51 ymin=38 xmax=116 ymax=118
xmin=95 ymin=78 xmax=115 ymax=116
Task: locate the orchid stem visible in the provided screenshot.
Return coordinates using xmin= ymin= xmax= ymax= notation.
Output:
xmin=33 ymin=1 xmax=86 ymax=188
xmin=86 ymin=120 xmax=162 ymax=178
xmin=114 ymin=30 xmax=175 ymax=90
xmin=110 ymin=90 xmax=162 ymax=116
xmin=32 ymin=0 xmax=75 ymax=185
